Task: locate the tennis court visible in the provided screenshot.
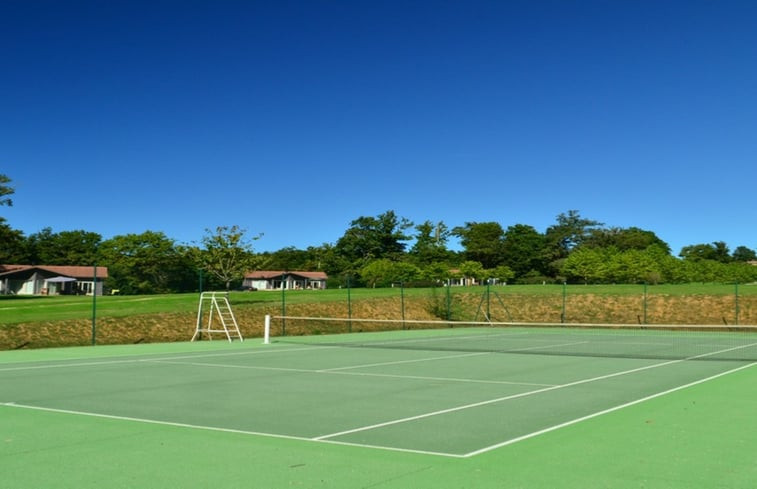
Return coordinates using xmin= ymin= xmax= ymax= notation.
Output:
xmin=2 ymin=322 xmax=756 ymax=488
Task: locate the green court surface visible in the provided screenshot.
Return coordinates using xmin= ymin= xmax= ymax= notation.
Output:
xmin=1 ymin=328 xmax=756 ymax=488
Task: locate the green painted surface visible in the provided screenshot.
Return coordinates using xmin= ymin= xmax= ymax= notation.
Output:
xmin=2 ymin=339 xmax=755 ymax=488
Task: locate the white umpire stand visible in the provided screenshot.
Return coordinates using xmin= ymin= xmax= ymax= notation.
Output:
xmin=192 ymin=291 xmax=244 ymax=342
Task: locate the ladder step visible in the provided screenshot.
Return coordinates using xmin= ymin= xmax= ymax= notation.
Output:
xmin=192 ymin=292 xmax=244 ymax=343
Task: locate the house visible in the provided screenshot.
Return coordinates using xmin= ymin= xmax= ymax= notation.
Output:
xmin=447 ymin=270 xmax=481 ymax=287
xmin=0 ymin=264 xmax=108 ymax=296
xmin=243 ymin=270 xmax=328 ymax=290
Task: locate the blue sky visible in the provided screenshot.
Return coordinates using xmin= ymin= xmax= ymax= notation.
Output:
xmin=2 ymin=1 xmax=756 ymax=255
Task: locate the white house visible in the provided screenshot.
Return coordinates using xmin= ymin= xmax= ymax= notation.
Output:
xmin=0 ymin=264 xmax=108 ymax=296
xmin=447 ymin=269 xmax=481 ymax=287
xmin=243 ymin=270 xmax=328 ymax=290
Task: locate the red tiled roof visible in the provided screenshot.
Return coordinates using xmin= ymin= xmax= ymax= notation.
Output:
xmin=0 ymin=264 xmax=108 ymax=279
xmin=244 ymin=270 xmax=327 ymax=280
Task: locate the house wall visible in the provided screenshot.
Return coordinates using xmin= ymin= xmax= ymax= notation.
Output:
xmin=244 ymin=276 xmax=327 ymax=290
xmin=20 ymin=278 xmax=37 ymax=294
xmin=1 ymin=265 xmax=108 ymax=296
xmin=247 ymin=279 xmax=272 ymax=290
xmin=449 ymin=277 xmax=480 ymax=287
xmin=8 ymin=278 xmax=104 ymax=296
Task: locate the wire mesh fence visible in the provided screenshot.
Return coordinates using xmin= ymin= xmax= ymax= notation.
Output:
xmin=276 ymin=282 xmax=756 ymax=327
xmin=3 ymin=283 xmax=756 ymax=350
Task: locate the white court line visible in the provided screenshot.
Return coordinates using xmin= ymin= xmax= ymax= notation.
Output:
xmin=463 ymin=361 xmax=757 ymax=457
xmin=313 ymin=341 xmax=757 ymax=442
xmin=4 ymin=339 xmax=757 ymax=457
xmin=146 ymin=358 xmax=557 ymax=388
xmin=352 ymin=330 xmax=533 ymax=348
xmin=317 ymin=341 xmax=589 ymax=368
xmin=0 ymin=345 xmax=331 ymax=372
xmin=317 ymin=351 xmax=492 ymax=371
xmin=0 ymin=401 xmax=462 ymax=458
xmin=509 ymin=340 xmax=589 ymax=352
xmin=3 ymin=362 xmax=754 ymax=459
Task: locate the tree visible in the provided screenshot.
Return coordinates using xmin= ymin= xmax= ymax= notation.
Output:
xmin=258 ymin=246 xmax=312 ymax=271
xmin=643 ymin=244 xmax=681 ymax=283
xmin=452 ymin=222 xmax=506 ymax=269
xmin=409 ymin=220 xmax=453 ymax=264
xmin=561 ymin=246 xmax=610 ymax=284
xmin=198 ymin=225 xmax=260 ymax=290
xmin=99 ymin=231 xmax=195 ymax=294
xmin=258 ymin=244 xmax=333 ymax=273
xmin=420 ymin=262 xmax=453 ymax=283
xmin=0 ymin=174 xmax=28 ymax=263
xmin=732 ymin=246 xmax=757 ymax=262
xmin=0 ymin=220 xmax=27 ymax=263
xmin=679 ymin=242 xmax=731 ymax=263
xmin=26 ymin=228 xmax=102 ymax=265
xmin=607 ymin=248 xmax=662 ymax=283
xmin=583 ymin=227 xmax=671 ymax=254
xmin=545 ymin=210 xmax=603 ymax=260
xmin=488 ymin=265 xmax=515 ymax=284
xmin=334 ymin=210 xmax=413 ymax=265
xmin=502 ymin=224 xmax=547 ymax=278
xmin=311 ymin=243 xmax=352 ymax=284
xmin=457 ymin=260 xmax=486 ymax=285
xmin=359 ymin=259 xmax=421 ymax=288
xmin=0 ymin=174 xmax=13 ymax=209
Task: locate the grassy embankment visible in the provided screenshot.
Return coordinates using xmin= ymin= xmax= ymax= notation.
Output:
xmin=1 ymin=284 xmax=755 ymax=350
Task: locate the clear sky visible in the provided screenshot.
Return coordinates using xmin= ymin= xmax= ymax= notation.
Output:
xmin=3 ymin=1 xmax=756 ymax=255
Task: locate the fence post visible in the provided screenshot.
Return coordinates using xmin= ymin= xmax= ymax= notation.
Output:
xmin=396 ymin=281 xmax=406 ymax=329
xmin=486 ymin=280 xmax=491 ymax=320
xmin=643 ymin=282 xmax=648 ymax=325
xmin=91 ymin=264 xmax=97 ymax=346
xmin=281 ymin=279 xmax=286 ymax=336
xmin=735 ymin=282 xmax=740 ymax=326
xmin=446 ymin=278 xmax=451 ymax=320
xmin=561 ymin=282 xmax=567 ymax=323
xmin=347 ymin=275 xmax=352 ymax=332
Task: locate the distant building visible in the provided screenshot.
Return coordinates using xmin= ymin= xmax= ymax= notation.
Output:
xmin=243 ymin=270 xmax=327 ymax=290
xmin=448 ymin=269 xmax=481 ymax=287
xmin=0 ymin=264 xmax=108 ymax=296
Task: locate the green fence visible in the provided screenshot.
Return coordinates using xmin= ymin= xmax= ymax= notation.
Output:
xmin=279 ymin=282 xmax=756 ymax=327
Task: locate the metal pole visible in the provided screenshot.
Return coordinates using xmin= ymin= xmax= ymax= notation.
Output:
xmin=347 ymin=275 xmax=352 ymax=333
xmin=196 ymin=269 xmax=205 ymax=341
xmin=735 ymin=282 xmax=740 ymax=326
xmin=91 ymin=264 xmax=97 ymax=345
xmin=643 ymin=282 xmax=648 ymax=325
xmin=400 ymin=281 xmax=405 ymax=329
xmin=561 ymin=282 xmax=567 ymax=324
xmin=281 ymin=273 xmax=286 ymax=336
xmin=447 ymin=279 xmax=452 ymax=321
xmin=486 ymin=280 xmax=491 ymax=320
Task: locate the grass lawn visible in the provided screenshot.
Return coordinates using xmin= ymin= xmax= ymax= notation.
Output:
xmin=0 ymin=289 xmax=423 ymax=324
xmin=2 ymin=283 xmax=755 ymax=326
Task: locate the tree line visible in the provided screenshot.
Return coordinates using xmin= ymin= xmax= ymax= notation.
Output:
xmin=1 ymin=174 xmax=756 ymax=293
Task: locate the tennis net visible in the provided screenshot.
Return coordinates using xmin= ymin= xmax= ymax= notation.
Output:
xmin=265 ymin=315 xmax=757 ymax=362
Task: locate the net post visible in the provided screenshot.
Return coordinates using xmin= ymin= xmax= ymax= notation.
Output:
xmin=263 ymin=314 xmax=271 ymax=344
